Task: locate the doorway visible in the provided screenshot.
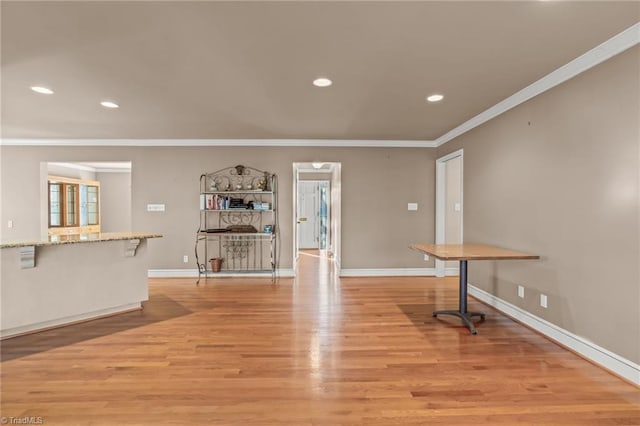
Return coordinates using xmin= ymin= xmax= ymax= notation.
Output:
xmin=292 ymin=162 xmax=341 ymax=276
xmin=41 ymin=162 xmax=132 ymax=239
xmin=297 ymin=181 xmax=330 ymax=250
xmin=435 ymin=149 xmax=463 ymax=277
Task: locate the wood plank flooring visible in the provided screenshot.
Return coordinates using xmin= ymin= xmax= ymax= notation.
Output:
xmin=2 ymin=250 xmax=639 ymax=425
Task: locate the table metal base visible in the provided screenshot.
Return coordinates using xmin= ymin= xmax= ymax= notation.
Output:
xmin=432 ymin=310 xmax=485 ymax=335
xmin=432 ymin=259 xmax=486 ymax=335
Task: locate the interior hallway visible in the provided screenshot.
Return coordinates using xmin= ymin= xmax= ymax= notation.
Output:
xmin=1 ymin=256 xmax=639 ymax=424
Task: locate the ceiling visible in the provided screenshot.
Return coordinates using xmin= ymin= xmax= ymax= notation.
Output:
xmin=1 ymin=1 xmax=639 ymax=142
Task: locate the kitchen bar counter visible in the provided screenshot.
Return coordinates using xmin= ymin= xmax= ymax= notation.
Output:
xmin=0 ymin=231 xmax=162 ymax=248
xmin=1 ymin=231 xmax=162 ymax=339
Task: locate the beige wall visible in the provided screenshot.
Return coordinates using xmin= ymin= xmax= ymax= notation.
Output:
xmin=1 ymin=146 xmax=435 ymax=270
xmin=437 ymin=46 xmax=640 ymax=363
xmin=96 ymin=172 xmax=132 ymax=233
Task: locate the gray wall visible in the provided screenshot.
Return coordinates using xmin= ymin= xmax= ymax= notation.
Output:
xmin=1 ymin=146 xmax=435 ymax=270
xmin=437 ymin=46 xmax=639 ymax=363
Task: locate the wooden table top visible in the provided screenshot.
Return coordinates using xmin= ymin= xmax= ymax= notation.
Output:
xmin=410 ymin=243 xmax=539 ymax=261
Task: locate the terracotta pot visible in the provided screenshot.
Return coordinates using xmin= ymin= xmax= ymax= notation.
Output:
xmin=209 ymin=258 xmax=223 ymax=272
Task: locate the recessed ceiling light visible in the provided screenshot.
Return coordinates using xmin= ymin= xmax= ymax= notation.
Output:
xmin=100 ymin=101 xmax=119 ymax=109
xmin=313 ymin=78 xmax=332 ymax=88
xmin=30 ymin=86 xmax=54 ymax=95
xmin=427 ymin=94 xmax=444 ymax=103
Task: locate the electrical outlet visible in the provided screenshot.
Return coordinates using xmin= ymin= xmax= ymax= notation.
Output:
xmin=540 ymin=294 xmax=548 ymax=308
xmin=517 ymin=285 xmax=525 ymax=298
xmin=7 ymin=220 xmax=13 ymax=228
xmin=424 ymin=254 xmax=429 ymax=261
xmin=183 ymin=255 xmax=189 ymax=263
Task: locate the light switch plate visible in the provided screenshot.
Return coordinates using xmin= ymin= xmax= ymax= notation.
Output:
xmin=407 ymin=203 xmax=418 ymax=211
xmin=517 ymin=285 xmax=525 ymax=298
xmin=147 ymin=204 xmax=165 ymax=212
xmin=540 ymin=294 xmax=548 ymax=308
xmin=454 ymin=203 xmax=461 ymax=212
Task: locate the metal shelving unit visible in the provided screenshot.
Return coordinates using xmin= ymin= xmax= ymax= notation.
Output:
xmin=195 ymin=165 xmax=277 ymax=283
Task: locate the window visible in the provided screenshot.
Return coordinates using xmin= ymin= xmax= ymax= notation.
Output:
xmin=48 ymin=177 xmax=100 ymax=233
xmin=80 ymin=184 xmax=99 ymax=226
xmin=65 ymin=184 xmax=78 ymax=226
xmin=49 ymin=183 xmax=62 ymax=226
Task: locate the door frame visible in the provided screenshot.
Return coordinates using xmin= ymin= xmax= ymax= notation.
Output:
xmin=435 ymin=149 xmax=464 ymax=277
xmin=292 ymin=162 xmax=341 ymax=276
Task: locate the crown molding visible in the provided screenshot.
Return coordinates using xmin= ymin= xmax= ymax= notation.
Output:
xmin=48 ymin=161 xmax=131 ymax=173
xmin=436 ymin=22 xmax=640 ymax=147
xmin=0 ymin=138 xmax=437 ymax=148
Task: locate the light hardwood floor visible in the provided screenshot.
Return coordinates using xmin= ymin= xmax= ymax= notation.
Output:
xmin=1 ymin=250 xmax=639 ymax=425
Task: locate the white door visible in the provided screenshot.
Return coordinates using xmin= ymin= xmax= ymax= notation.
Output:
xmin=444 ymin=156 xmax=463 ymax=270
xmin=297 ymin=181 xmax=319 ymax=249
xmin=435 ymin=149 xmax=464 ymax=277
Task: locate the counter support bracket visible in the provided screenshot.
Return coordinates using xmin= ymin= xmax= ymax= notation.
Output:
xmin=20 ymin=246 xmax=35 ymax=269
xmin=125 ymin=239 xmax=141 ymax=257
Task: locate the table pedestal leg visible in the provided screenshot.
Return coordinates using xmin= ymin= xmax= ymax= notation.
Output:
xmin=432 ymin=260 xmax=485 ymax=334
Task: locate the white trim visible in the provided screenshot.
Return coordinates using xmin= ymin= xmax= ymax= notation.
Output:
xmin=468 ymin=284 xmax=640 ymax=386
xmin=147 ymin=269 xmax=295 ymax=278
xmin=435 ymin=149 xmax=464 ymax=277
xmin=93 ymin=168 xmax=132 ymax=174
xmin=436 ymin=149 xmax=464 ymax=163
xmin=48 ymin=162 xmax=97 ymax=172
xmin=436 ymin=22 xmax=640 ymax=147
xmin=445 ymin=267 xmax=459 ymax=276
xmin=48 ymin=161 xmax=132 ymax=173
xmin=0 ymin=138 xmax=436 ymax=148
xmin=340 ymin=268 xmax=435 ymax=277
xmin=1 ymin=302 xmax=141 ymax=339
xmin=298 ymin=168 xmax=334 ymax=173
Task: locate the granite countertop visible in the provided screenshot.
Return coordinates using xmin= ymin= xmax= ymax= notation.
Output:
xmin=0 ymin=232 xmax=163 ymax=249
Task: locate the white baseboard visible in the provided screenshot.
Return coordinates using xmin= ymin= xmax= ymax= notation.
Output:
xmin=340 ymin=268 xmax=435 ymax=277
xmin=1 ymin=302 xmax=141 ymax=339
xmin=468 ymin=284 xmax=640 ymax=386
xmin=148 ymin=269 xmax=199 ymax=278
xmin=148 ymin=269 xmax=295 ymax=278
xmin=445 ymin=267 xmax=459 ymax=276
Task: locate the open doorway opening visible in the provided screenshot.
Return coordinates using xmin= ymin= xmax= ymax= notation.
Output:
xmin=292 ymin=162 xmax=341 ymax=276
xmin=41 ymin=162 xmax=132 ymax=238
